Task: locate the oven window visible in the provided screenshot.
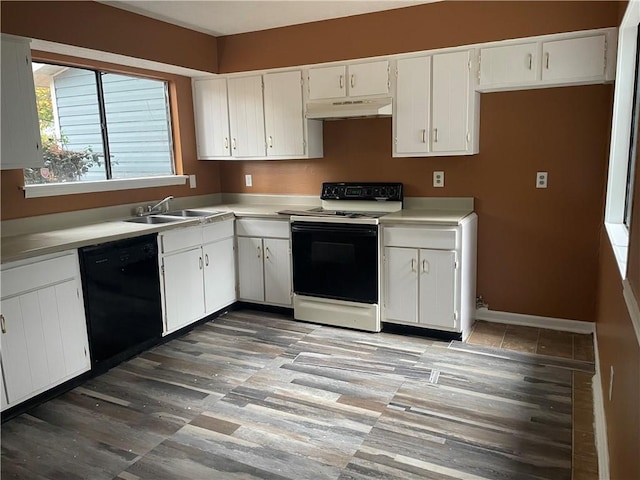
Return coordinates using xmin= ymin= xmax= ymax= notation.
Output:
xmin=292 ymin=223 xmax=378 ymax=304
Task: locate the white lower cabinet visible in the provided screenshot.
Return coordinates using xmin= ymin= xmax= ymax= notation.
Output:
xmin=236 ymin=219 xmax=292 ymax=306
xmin=159 ymin=219 xmax=236 ymax=335
xmin=382 ymin=216 xmax=477 ymax=338
xmin=0 ymin=251 xmax=90 ymax=411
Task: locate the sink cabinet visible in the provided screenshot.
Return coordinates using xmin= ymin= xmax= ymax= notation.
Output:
xmin=382 ymin=215 xmax=477 ymax=338
xmin=236 ymin=218 xmax=292 ymax=307
xmin=0 ymin=251 xmax=90 ymax=411
xmin=159 ymin=219 xmax=236 ymax=334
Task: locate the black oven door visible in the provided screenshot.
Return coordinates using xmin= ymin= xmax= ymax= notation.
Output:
xmin=291 ymin=222 xmax=378 ymax=304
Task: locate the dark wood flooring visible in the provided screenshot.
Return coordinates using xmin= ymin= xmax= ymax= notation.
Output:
xmin=1 ymin=311 xmax=597 ymax=480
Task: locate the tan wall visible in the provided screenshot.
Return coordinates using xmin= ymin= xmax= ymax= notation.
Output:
xmin=217 ymin=0 xmax=622 ymax=73
xmin=0 ymin=1 xmax=218 ymax=73
xmin=0 ymin=51 xmax=222 ymax=220
xmin=596 ymin=231 xmax=640 ymax=480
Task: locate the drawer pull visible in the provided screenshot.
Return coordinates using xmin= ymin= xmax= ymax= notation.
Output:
xmin=205 ymin=254 xmax=209 ymax=266
xmin=257 ymin=245 xmax=262 ymax=258
xmin=422 ymin=260 xmax=430 ymax=273
xmin=411 ymin=258 xmax=417 ymax=272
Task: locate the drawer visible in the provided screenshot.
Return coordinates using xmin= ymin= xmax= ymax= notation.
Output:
xmin=383 ymin=227 xmax=456 ymax=250
xmin=160 ymin=225 xmax=203 ymax=254
xmin=1 ymin=252 xmax=78 ymax=298
xmin=202 ymin=219 xmax=234 ymax=244
xmin=236 ymin=218 xmax=290 ymax=239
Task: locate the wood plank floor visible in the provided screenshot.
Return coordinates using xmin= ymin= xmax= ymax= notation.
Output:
xmin=1 ymin=310 xmax=596 ymax=480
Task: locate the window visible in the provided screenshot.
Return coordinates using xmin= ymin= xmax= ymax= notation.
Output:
xmin=605 ymin=1 xmax=640 ymax=277
xmin=25 ymin=63 xmax=174 ymax=185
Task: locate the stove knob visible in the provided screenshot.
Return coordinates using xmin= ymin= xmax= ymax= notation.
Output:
xmin=364 ymin=188 xmax=372 ymax=197
xmin=380 ymin=186 xmax=387 ymax=197
xmin=387 ymin=186 xmax=396 ymax=199
xmin=373 ymin=187 xmax=380 ymax=196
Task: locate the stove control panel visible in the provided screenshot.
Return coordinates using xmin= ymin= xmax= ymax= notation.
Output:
xmin=320 ymin=182 xmax=403 ymax=202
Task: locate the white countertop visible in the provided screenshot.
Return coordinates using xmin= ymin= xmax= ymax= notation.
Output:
xmin=380 ymin=208 xmax=474 ymax=225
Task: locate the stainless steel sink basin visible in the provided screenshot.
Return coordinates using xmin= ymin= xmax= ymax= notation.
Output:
xmin=165 ymin=209 xmax=222 ymax=218
xmin=125 ymin=215 xmax=185 ymax=224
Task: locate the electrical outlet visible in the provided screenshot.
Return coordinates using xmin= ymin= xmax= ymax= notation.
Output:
xmin=189 ymin=174 xmax=197 ymax=189
xmin=536 ymin=172 xmax=548 ymax=188
xmin=609 ymin=366 xmax=614 ymax=401
xmin=245 ymin=174 xmax=252 ymax=187
xmin=433 ymin=171 xmax=444 ymax=188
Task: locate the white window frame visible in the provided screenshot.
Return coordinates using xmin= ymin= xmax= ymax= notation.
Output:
xmin=605 ymin=0 xmax=640 ymax=278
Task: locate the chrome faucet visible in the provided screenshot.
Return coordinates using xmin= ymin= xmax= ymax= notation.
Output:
xmin=147 ymin=196 xmax=174 ymax=214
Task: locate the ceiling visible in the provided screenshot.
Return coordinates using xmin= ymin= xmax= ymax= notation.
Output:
xmin=102 ymin=1 xmax=436 ymax=36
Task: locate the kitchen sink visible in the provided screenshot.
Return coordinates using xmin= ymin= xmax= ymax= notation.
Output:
xmin=125 ymin=215 xmax=186 ymax=224
xmin=165 ymin=209 xmax=223 ymax=217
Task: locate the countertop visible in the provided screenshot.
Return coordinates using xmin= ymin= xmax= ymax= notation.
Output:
xmin=1 ymin=203 xmax=473 ymax=264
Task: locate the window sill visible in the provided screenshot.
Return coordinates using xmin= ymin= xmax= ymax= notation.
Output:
xmin=604 ymin=222 xmax=629 ymax=278
xmin=23 ymin=175 xmax=188 ymax=198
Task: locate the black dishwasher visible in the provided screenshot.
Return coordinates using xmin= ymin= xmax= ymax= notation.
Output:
xmin=79 ymin=234 xmax=163 ymax=372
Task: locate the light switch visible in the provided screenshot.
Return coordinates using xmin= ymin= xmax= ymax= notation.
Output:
xmin=189 ymin=174 xmax=197 ymax=189
xmin=245 ymin=174 xmax=253 ymax=187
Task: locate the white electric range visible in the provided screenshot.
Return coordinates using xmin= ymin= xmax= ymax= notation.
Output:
xmin=284 ymin=182 xmax=403 ymax=332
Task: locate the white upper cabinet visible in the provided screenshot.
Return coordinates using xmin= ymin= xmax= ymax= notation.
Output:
xmin=541 ymin=35 xmax=606 ymax=83
xmin=348 ymin=61 xmax=390 ymax=97
xmin=263 ymin=71 xmax=305 ymax=157
xmin=479 ymin=42 xmax=539 ymax=89
xmin=193 ymin=78 xmax=230 ymax=159
xmin=227 ymin=75 xmax=266 ymax=157
xmin=394 ymin=56 xmax=431 ymax=155
xmin=308 ymin=60 xmax=389 ymax=100
xmin=1 ymin=35 xmax=43 ymax=170
xmin=478 ymin=31 xmax=614 ymax=92
xmin=432 ymin=50 xmax=477 ymax=154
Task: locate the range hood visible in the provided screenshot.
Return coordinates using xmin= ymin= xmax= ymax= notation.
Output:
xmin=305 ymin=97 xmax=392 ymax=120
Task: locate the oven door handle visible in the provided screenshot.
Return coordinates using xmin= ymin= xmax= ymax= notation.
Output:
xmin=291 ymin=224 xmax=377 ymax=236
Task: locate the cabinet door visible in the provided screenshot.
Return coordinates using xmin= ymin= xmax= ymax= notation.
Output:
xmin=263 ymin=71 xmax=304 ymax=157
xmin=263 ymin=238 xmax=292 ymax=306
xmin=193 ymin=78 xmax=230 ymax=158
xmin=308 ymin=65 xmax=346 ymax=100
xmin=418 ymin=249 xmax=456 ymax=329
xmin=162 ymin=248 xmax=206 ymax=333
xmin=237 ymin=237 xmax=265 ymax=302
xmin=432 ymin=50 xmax=471 ymax=153
xmin=0 ymin=296 xmax=34 ymax=405
xmin=55 ymin=280 xmax=90 ymax=377
xmin=384 ymin=247 xmax=419 ymax=323
xmin=479 ymin=43 xmax=538 ymax=87
xmin=395 ymin=56 xmax=431 ymax=155
xmin=348 ymin=61 xmax=389 ymax=97
xmin=203 ymin=237 xmax=236 ymax=314
xmin=227 ymin=76 xmax=266 ymax=157
xmin=1 ymin=35 xmax=42 ymax=170
xmin=542 ymin=35 xmax=606 ymax=82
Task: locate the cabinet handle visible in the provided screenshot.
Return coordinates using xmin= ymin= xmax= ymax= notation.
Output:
xmin=257 ymin=245 xmax=261 ymax=258
xmin=0 ymin=314 xmax=5 ymax=334
xmin=422 ymin=260 xmax=429 ymax=273
xmin=421 ymin=129 xmax=427 ymax=143
xmin=350 ymin=74 xmax=355 ymax=89
xmin=411 ymin=258 xmax=417 ymax=272
xmin=434 ymin=128 xmax=439 ymax=143
xmin=339 ymin=75 xmax=344 ymax=89
xmin=545 ymin=52 xmax=550 ymax=69
xmin=232 ymin=138 xmax=237 ymax=150
xmin=205 ymin=254 xmax=209 ymax=266
xmin=265 ymin=247 xmax=271 ymax=260
xmin=268 ymin=136 xmax=273 ymax=148
xmin=199 ymin=256 xmax=203 ymax=270
xmin=527 ymin=53 xmax=533 ymax=70
xmin=224 ymin=137 xmax=229 ymax=149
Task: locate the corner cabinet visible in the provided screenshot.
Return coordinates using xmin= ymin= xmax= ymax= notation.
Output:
xmin=1 ymin=34 xmax=43 ymax=170
xmin=236 ymin=218 xmax=292 ymax=307
xmin=393 ymin=50 xmax=479 ymax=157
xmin=478 ymin=31 xmax=615 ymax=92
xmin=0 ymin=251 xmax=90 ymax=411
xmin=382 ymin=214 xmax=478 ymax=339
xmin=159 ymin=219 xmax=236 ymax=335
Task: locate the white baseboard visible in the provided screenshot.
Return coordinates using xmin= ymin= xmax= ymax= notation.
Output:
xmin=592 ymin=332 xmax=610 ymax=480
xmin=475 ymin=307 xmax=596 ymax=334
